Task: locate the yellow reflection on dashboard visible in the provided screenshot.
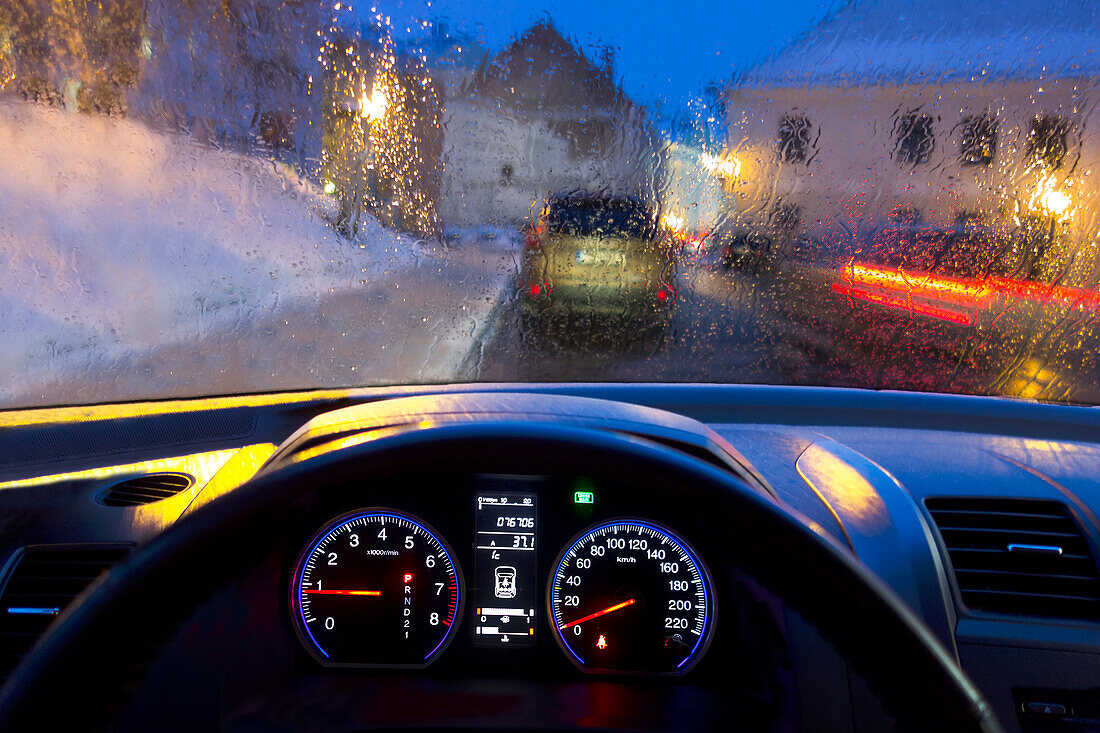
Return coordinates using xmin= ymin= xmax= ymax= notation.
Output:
xmin=179 ymin=443 xmax=278 ymax=514
xmin=0 ymin=448 xmax=243 ymax=492
xmin=796 ymin=444 xmax=890 ymax=535
xmin=0 ymin=389 xmax=356 ymax=429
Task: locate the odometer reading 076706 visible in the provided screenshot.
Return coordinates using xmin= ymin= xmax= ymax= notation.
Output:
xmin=549 ymin=520 xmax=714 ymax=674
xmin=290 ymin=510 xmax=462 ymax=668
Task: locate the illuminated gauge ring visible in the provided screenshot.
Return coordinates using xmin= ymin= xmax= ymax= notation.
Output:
xmin=548 ymin=519 xmax=714 ymax=675
xmin=290 ymin=509 xmax=463 ymax=668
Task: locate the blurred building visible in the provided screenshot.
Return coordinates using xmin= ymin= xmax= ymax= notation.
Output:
xmin=662 ymin=143 xmax=728 ymax=237
xmin=438 ymin=22 xmax=665 ymax=228
xmin=722 ymin=0 xmax=1100 ymax=284
xmin=662 ymin=93 xmax=733 ymax=237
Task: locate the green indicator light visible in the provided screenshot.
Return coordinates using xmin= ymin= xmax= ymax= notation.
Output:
xmin=574 ymin=491 xmax=595 ymax=505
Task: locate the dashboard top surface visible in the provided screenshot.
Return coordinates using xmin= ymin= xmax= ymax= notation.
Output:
xmin=0 ymin=385 xmax=1097 ymax=732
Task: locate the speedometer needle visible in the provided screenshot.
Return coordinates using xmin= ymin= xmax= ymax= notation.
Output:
xmin=560 ymin=598 xmax=636 ymax=629
xmin=303 ymin=589 xmax=381 ymax=596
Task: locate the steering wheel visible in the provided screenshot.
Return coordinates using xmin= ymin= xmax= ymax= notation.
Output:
xmin=0 ymin=419 xmax=1003 ymax=732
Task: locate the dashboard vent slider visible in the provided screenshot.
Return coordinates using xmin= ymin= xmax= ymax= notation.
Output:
xmin=0 ymin=545 xmax=131 ymax=681
xmin=926 ymin=497 xmax=1100 ymax=620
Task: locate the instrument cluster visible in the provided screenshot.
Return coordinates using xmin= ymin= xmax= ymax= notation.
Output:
xmin=288 ymin=474 xmax=717 ymax=676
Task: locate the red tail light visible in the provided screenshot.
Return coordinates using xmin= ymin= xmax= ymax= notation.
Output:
xmin=525 ymin=222 xmax=545 ymax=250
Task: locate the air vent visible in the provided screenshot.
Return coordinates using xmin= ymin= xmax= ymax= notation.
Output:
xmin=98 ymin=473 xmax=193 ymax=507
xmin=0 ymin=545 xmax=131 ymax=681
xmin=926 ymin=498 xmax=1100 ymax=621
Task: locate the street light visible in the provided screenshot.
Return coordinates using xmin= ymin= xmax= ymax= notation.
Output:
xmin=1039 ymin=189 xmax=1071 ymax=220
xmin=700 ymin=153 xmax=741 ymax=178
xmin=1030 ymin=176 xmax=1073 ymax=223
xmin=360 ymin=84 xmax=387 ymax=121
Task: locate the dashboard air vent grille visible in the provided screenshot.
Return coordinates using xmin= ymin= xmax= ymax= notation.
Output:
xmin=99 ymin=473 xmax=193 ymax=507
xmin=926 ymin=498 xmax=1100 ymax=620
xmin=0 ymin=545 xmax=131 ymax=682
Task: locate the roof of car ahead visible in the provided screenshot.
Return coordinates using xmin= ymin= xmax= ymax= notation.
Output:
xmin=547 ymin=193 xmax=650 ymax=212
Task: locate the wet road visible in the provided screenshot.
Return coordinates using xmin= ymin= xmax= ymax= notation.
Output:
xmin=471 ymin=258 xmax=1100 ymax=404
xmin=15 ymin=239 xmax=1100 ymax=407
xmin=470 ymin=264 xmax=801 ymax=383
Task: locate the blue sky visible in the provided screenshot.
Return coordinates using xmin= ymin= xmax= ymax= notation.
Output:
xmin=368 ymin=0 xmax=840 ymax=111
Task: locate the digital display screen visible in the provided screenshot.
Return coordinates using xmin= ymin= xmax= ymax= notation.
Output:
xmin=472 ymin=488 xmax=537 ymax=647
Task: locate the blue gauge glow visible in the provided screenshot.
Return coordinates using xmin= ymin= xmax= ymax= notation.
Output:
xmin=291 ymin=509 xmax=462 ymax=668
xmin=548 ymin=519 xmax=714 ymax=674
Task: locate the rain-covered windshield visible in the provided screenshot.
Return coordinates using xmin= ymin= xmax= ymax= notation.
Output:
xmin=545 ymin=197 xmax=655 ymax=238
xmin=2 ymin=0 xmax=1099 ymax=407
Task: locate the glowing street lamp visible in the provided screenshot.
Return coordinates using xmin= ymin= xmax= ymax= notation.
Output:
xmin=661 ymin=213 xmax=685 ymax=232
xmin=1030 ymin=176 xmax=1073 ymax=223
xmin=1039 ymin=189 xmax=1071 ymax=220
xmin=360 ymin=84 xmax=387 ymax=121
xmin=700 ymin=153 xmax=741 ymax=178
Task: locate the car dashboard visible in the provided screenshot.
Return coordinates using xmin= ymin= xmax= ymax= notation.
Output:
xmin=0 ymin=384 xmax=1097 ymax=732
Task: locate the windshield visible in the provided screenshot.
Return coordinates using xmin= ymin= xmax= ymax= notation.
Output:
xmin=2 ymin=0 xmax=1099 ymax=407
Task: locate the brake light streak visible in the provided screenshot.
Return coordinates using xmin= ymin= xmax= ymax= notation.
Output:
xmin=832 ymin=284 xmax=974 ymax=325
xmin=836 ymin=263 xmax=1100 ymax=324
xmin=843 ymin=264 xmax=996 ymax=308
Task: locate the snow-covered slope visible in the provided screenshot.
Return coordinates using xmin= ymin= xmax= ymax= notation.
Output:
xmin=0 ymin=98 xmax=418 ymax=402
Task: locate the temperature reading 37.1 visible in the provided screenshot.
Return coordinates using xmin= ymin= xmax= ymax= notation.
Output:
xmin=473 ymin=490 xmax=537 ymax=646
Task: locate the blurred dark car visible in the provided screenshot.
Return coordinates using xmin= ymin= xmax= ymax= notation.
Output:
xmin=719 ymin=230 xmax=772 ymax=272
xmin=521 ymin=194 xmax=677 ymax=344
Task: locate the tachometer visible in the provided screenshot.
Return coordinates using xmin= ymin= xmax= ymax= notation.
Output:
xmin=290 ymin=509 xmax=462 ymax=667
xmin=548 ymin=519 xmax=714 ymax=674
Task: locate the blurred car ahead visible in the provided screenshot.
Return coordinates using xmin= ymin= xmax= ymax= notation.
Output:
xmin=719 ymin=230 xmax=772 ymax=272
xmin=521 ymin=194 xmax=677 ymax=345
xmin=676 ymin=231 xmax=711 ymax=264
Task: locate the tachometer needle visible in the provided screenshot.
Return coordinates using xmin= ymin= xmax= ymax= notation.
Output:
xmin=560 ymin=598 xmax=636 ymax=629
xmin=303 ymin=589 xmax=381 ymax=596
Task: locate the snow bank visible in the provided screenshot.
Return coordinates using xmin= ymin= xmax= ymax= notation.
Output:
xmin=0 ymin=98 xmax=419 ymax=402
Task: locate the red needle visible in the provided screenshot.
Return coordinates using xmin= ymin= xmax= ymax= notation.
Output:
xmin=303 ymin=589 xmax=381 ymax=596
xmin=560 ymin=598 xmax=636 ymax=629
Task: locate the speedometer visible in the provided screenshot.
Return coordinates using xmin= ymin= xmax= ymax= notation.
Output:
xmin=290 ymin=509 xmax=462 ymax=668
xmin=548 ymin=519 xmax=714 ymax=674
